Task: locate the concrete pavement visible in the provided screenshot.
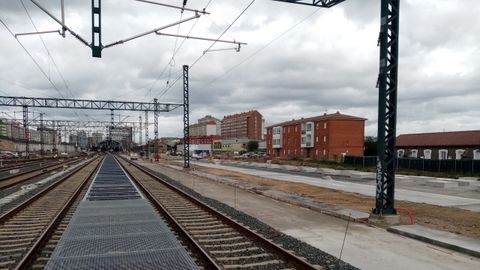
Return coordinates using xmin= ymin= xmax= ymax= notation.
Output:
xmin=192 ymin=161 xmax=480 ymax=212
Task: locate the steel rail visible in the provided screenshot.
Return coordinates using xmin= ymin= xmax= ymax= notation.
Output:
xmin=13 ymin=156 xmax=103 ymax=270
xmin=0 ymin=160 xmax=40 ymax=172
xmin=118 ymin=156 xmax=319 ymax=270
xmin=116 ymin=157 xmax=221 ymax=270
xmin=0 ymin=158 xmax=77 ymax=180
xmin=0 ymin=158 xmax=82 ymax=190
xmin=0 ymin=157 xmax=98 ymax=224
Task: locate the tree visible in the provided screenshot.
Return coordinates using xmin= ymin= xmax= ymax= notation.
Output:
xmin=247 ymin=140 xmax=259 ymax=152
xmin=364 ymin=136 xmax=377 ymax=156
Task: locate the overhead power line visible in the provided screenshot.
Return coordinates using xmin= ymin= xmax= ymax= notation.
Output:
xmin=131 ymin=0 xmax=214 ymax=102
xmin=206 ymin=7 xmax=322 ymax=86
xmin=0 ymin=18 xmax=65 ymax=100
xmin=158 ymin=0 xmax=256 ymax=99
xmin=19 ymin=0 xmax=88 ymax=121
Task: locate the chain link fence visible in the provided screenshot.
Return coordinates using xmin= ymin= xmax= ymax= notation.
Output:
xmin=344 ymin=156 xmax=480 ymax=174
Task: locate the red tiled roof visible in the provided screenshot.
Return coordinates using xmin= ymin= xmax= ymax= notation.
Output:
xmin=266 ymin=112 xmax=366 ymax=128
xmin=396 ymin=130 xmax=480 ymax=147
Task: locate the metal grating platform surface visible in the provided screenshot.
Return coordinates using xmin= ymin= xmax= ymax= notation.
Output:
xmin=86 ymin=155 xmax=141 ymax=201
xmin=45 ymin=155 xmax=197 ymax=270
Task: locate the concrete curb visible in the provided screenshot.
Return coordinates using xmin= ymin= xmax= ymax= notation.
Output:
xmin=387 ymin=225 xmax=480 ymax=259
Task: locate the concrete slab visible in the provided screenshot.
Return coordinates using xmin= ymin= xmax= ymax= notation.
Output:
xmin=388 ymin=225 xmax=480 ymax=258
xmin=283 ymin=165 xmax=297 ymax=171
xmin=192 ymin=162 xmax=480 ymax=212
xmin=302 ymin=166 xmax=318 ymax=173
xmin=427 ymin=180 xmax=459 ymax=188
xmin=457 ymin=180 xmax=480 ymax=187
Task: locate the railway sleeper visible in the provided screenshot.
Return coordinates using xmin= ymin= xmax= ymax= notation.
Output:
xmin=188 ymin=227 xmax=233 ymax=234
xmin=209 ymin=247 xmax=262 ymax=255
xmin=180 ymin=219 xmax=221 ymax=226
xmin=222 ymin=259 xmax=286 ymax=270
xmin=0 ymin=237 xmax=34 ymax=245
xmin=203 ymin=241 xmax=253 ymax=249
xmin=194 ymin=231 xmax=239 ymax=239
xmin=196 ymin=236 xmax=245 ymax=244
xmin=185 ymin=223 xmax=226 ymax=230
xmin=175 ymin=214 xmax=212 ymax=219
xmin=216 ymin=253 xmax=276 ymax=262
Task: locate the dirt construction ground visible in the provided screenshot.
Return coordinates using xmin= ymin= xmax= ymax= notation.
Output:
xmin=179 ymin=162 xmax=480 ymax=240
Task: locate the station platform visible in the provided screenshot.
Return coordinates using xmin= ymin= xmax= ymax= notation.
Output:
xmin=45 ymin=155 xmax=197 ymax=270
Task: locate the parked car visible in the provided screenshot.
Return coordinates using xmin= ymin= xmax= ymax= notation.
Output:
xmin=130 ymin=153 xmax=138 ymax=160
xmin=0 ymin=152 xmax=14 ymax=159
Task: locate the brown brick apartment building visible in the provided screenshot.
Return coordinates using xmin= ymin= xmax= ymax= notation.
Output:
xmin=266 ymin=112 xmax=366 ymax=160
xmin=221 ymin=110 xmax=263 ymax=140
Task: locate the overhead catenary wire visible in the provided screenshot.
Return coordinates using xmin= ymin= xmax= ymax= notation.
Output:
xmin=158 ymin=0 xmax=256 ymax=99
xmin=19 ymin=0 xmax=86 ymax=121
xmin=207 ymin=7 xmax=322 ymax=86
xmin=0 ymin=18 xmax=65 ymax=101
xmin=130 ymin=0 xmax=214 ymax=103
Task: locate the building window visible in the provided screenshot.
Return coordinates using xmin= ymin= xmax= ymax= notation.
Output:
xmin=439 ymin=149 xmax=448 ymax=160
xmin=397 ymin=149 xmax=405 ymax=158
xmin=424 ymin=149 xmax=432 ymax=159
xmin=410 ymin=149 xmax=418 ymax=158
xmin=323 ymin=149 xmax=326 ymax=156
xmin=474 ymin=149 xmax=480 ymax=160
xmin=324 ymin=122 xmax=327 ymax=129
xmin=323 ymin=136 xmax=326 ymax=143
xmin=455 ymin=149 xmax=465 ymax=160
xmin=295 ymin=126 xmax=297 ymax=132
xmin=316 ymin=136 xmax=318 ymax=143
xmin=306 ymin=122 xmax=313 ymax=131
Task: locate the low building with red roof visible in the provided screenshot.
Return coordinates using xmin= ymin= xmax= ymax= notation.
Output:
xmin=396 ymin=130 xmax=480 ymax=160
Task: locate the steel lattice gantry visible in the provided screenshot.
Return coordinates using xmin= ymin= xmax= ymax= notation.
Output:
xmin=15 ymin=119 xmax=139 ymax=128
xmin=0 ymin=96 xmax=185 ymax=159
xmin=274 ymin=0 xmax=400 ymax=215
xmin=0 ymin=96 xmax=181 ymax=112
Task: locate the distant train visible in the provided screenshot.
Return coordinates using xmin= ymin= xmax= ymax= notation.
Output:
xmin=92 ymin=140 xmax=123 ymax=152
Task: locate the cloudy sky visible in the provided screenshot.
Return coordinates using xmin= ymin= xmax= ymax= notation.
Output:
xmin=1 ymin=0 xmax=479 ymax=142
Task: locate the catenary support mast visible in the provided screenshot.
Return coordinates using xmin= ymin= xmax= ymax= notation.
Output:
xmin=183 ymin=65 xmax=190 ymax=168
xmin=272 ymin=0 xmax=400 ymax=215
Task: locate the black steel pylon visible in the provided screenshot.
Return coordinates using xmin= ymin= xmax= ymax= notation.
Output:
xmin=145 ymin=111 xmax=149 ymax=158
xmin=183 ymin=65 xmax=190 ymax=168
xmin=154 ymin=98 xmax=159 ymax=162
xmin=374 ymin=0 xmax=400 ymax=215
xmin=91 ymin=0 xmax=102 ymax=57
xmin=22 ymin=106 xmax=29 ymax=158
xmin=40 ymin=113 xmax=45 ymax=156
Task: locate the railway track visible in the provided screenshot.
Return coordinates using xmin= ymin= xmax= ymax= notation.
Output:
xmin=118 ymin=156 xmax=320 ymax=270
xmin=0 ymin=156 xmax=102 ymax=270
xmin=0 ymin=158 xmax=82 ymax=191
xmin=0 ymin=161 xmax=40 ymax=173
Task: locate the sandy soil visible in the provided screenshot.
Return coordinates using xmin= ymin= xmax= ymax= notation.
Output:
xmin=179 ymin=162 xmax=480 ymax=240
